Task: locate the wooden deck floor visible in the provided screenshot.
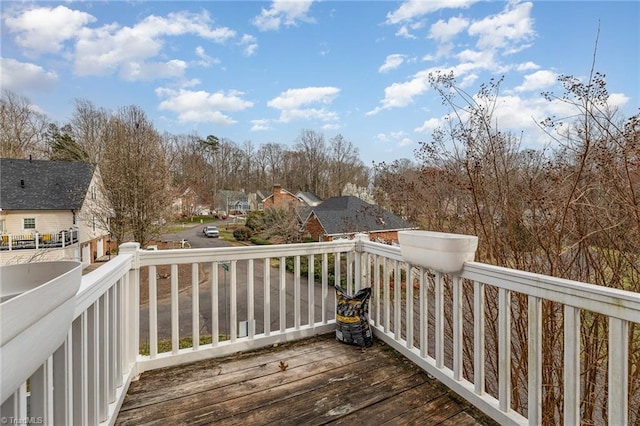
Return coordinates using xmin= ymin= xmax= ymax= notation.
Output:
xmin=116 ymin=334 xmax=496 ymax=426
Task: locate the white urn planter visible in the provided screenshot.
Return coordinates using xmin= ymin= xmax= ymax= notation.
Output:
xmin=398 ymin=230 xmax=478 ymax=274
xmin=1 ymin=261 xmax=82 ymax=403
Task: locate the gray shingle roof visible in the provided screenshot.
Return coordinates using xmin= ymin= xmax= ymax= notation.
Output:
xmin=310 ymin=196 xmax=413 ymax=235
xmin=0 ymin=158 xmax=95 ymax=210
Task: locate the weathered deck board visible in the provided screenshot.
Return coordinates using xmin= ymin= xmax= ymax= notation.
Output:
xmin=116 ymin=334 xmax=497 ymax=426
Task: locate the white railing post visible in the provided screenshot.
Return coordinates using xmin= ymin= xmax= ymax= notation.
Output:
xmin=171 ymin=263 xmax=179 ymax=354
xmin=53 ymin=332 xmax=73 ymax=425
xmin=307 ymin=255 xmax=315 ymax=328
xmin=211 ymin=262 xmax=219 ymax=346
xmin=498 ymin=288 xmax=511 ymax=413
xmin=119 ymin=242 xmax=140 ymax=366
xmin=263 ymin=259 xmax=270 ymax=335
xmin=473 ymin=280 xmax=485 ymax=395
xmin=354 ymin=233 xmax=368 ymax=292
xmin=528 ymin=296 xmax=542 ymax=425
xmin=608 ymin=317 xmax=629 ymax=426
xmin=29 ymin=356 xmax=53 ymax=423
xmin=452 ymin=275 xmax=463 ymax=381
xmin=563 ymin=305 xmax=580 ymax=424
xmin=279 ymin=257 xmax=286 ymax=332
xmin=192 ymin=263 xmax=200 ymax=349
xmin=294 ymin=256 xmax=301 ymax=329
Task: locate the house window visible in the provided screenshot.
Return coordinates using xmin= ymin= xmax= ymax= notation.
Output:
xmin=0 ymin=220 xmax=5 ymax=233
xmin=23 ymin=218 xmax=36 ymax=230
xmin=92 ymin=216 xmax=96 ymax=232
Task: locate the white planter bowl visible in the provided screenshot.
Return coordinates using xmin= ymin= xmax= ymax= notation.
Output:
xmin=1 ymin=261 xmax=82 ymax=403
xmin=398 ymin=231 xmax=478 ymax=273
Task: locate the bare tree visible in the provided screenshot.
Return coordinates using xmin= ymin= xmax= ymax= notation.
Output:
xmin=328 ymin=134 xmax=364 ymax=197
xmin=0 ymin=90 xmax=48 ymax=159
xmin=68 ymin=98 xmax=110 ymax=163
xmin=100 ymin=105 xmax=171 ymax=246
xmin=295 ymin=129 xmax=328 ymax=196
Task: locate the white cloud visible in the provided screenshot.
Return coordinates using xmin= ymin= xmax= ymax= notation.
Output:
xmin=0 ymin=57 xmax=57 ymax=92
xmin=3 ymin=5 xmax=96 ymax=55
xmin=428 ymin=16 xmax=469 ymax=43
xmin=459 ymin=73 xmax=479 ymax=88
xmin=279 ymin=108 xmax=338 ymax=123
xmin=268 ymin=87 xmax=339 ymax=110
xmin=468 ymin=2 xmax=535 ymax=53
xmin=367 ymin=69 xmax=431 ymax=114
xmin=268 ymin=86 xmax=340 ymax=124
xmin=252 ymin=0 xmax=315 ymax=31
xmin=607 ymin=93 xmax=629 ymax=108
xmin=517 ymin=61 xmax=540 ymax=72
xmin=515 ymin=70 xmax=557 ymax=92
xmin=195 ymin=46 xmax=220 ymax=67
xmin=386 ymin=0 xmax=477 ymax=25
xmin=156 ymin=87 xmax=253 ymax=125
xmin=415 ymin=117 xmax=442 ymax=133
xmin=121 ymin=60 xmax=188 ymax=82
xmin=377 ymin=130 xmax=413 ymax=148
xmin=240 ymin=34 xmax=258 ymax=56
xmin=74 ymin=11 xmax=235 ymax=79
xmin=395 ymin=26 xmax=417 ymax=39
xmin=379 ymin=54 xmax=406 ymax=73
xmin=251 ymin=119 xmax=272 ymax=131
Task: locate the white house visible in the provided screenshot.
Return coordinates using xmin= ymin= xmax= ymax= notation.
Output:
xmin=0 ymin=158 xmax=111 ymax=267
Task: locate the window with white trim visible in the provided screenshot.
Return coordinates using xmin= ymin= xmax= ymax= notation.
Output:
xmin=23 ymin=218 xmax=36 ymax=230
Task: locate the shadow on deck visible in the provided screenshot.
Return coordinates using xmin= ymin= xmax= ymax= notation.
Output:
xmin=116 ymin=334 xmax=497 ymax=425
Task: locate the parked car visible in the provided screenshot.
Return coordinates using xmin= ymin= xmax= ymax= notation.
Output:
xmin=203 ymin=225 xmax=220 ymax=238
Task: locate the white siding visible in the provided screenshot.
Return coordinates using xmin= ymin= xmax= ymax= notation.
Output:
xmin=77 ymin=169 xmax=110 ymax=245
xmin=3 ymin=210 xmax=74 ymax=234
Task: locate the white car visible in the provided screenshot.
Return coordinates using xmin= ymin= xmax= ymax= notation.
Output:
xmin=203 ymin=225 xmax=219 ymax=238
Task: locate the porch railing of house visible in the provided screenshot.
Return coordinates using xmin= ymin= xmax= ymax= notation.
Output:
xmin=1 ymin=236 xmax=639 ymax=425
xmin=0 ymin=230 xmax=79 ymax=251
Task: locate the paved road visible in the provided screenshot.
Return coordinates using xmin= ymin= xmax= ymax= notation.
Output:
xmin=139 ymin=222 xmax=335 ymax=343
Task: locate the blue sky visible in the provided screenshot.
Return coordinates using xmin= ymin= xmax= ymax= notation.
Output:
xmin=1 ymin=1 xmax=638 ymax=164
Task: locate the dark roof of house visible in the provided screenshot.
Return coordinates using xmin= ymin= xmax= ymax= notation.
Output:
xmin=0 ymin=158 xmax=95 ymax=210
xmin=309 ymin=196 xmax=414 ymax=235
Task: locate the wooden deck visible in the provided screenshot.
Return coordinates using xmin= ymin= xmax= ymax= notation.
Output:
xmin=116 ymin=334 xmax=497 ymax=425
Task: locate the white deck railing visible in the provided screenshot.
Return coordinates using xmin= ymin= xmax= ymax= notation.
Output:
xmin=1 ymin=236 xmax=639 ymax=425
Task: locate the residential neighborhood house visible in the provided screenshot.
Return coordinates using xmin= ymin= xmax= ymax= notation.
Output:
xmin=302 ymin=196 xmax=417 ymax=243
xmin=171 ymin=187 xmax=209 ymax=218
xmin=215 ymin=190 xmax=250 ymax=215
xmin=262 ymin=185 xmax=302 ymax=210
xmin=0 ymin=158 xmax=111 ymax=267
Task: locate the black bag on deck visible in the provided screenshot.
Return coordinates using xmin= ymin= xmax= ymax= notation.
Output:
xmin=335 ymin=285 xmax=373 ymax=348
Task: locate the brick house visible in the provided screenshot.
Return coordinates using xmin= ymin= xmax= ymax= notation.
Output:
xmin=302 ymin=196 xmax=416 ymax=243
xmin=262 ymin=185 xmax=302 ymax=210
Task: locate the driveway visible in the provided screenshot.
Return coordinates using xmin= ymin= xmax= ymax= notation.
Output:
xmin=139 ymin=223 xmax=335 ymax=344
